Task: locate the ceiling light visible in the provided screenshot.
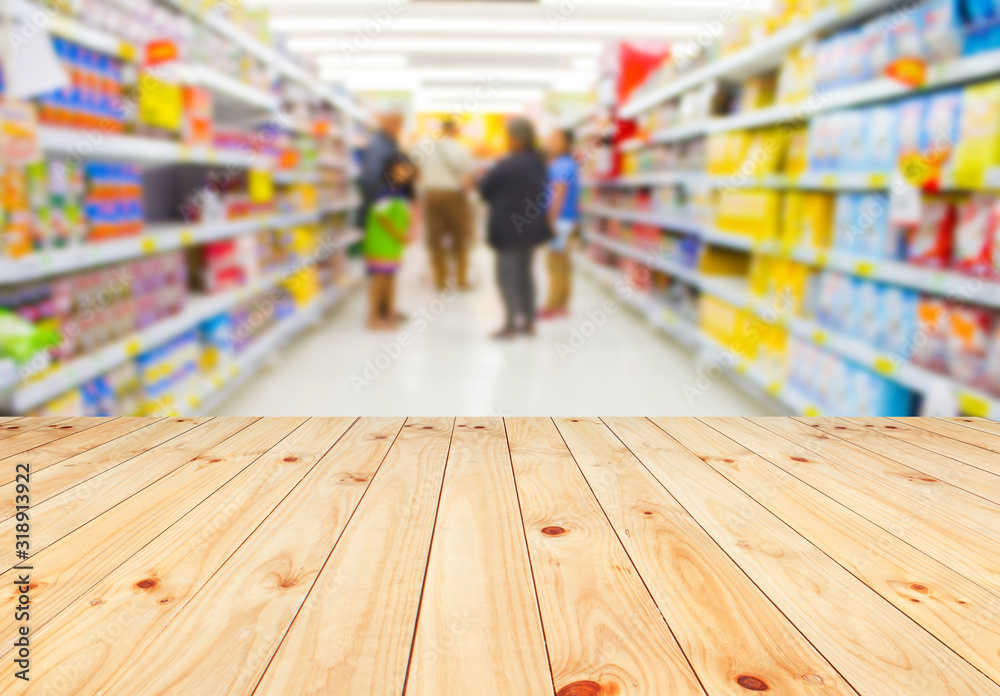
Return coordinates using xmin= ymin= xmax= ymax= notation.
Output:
xmin=291 ymin=37 xmax=606 ymax=55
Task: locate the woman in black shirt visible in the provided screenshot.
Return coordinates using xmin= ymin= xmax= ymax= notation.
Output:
xmin=478 ymin=119 xmax=553 ymax=339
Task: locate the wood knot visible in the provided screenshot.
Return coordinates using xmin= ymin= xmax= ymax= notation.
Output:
xmin=209 ymin=459 xmax=222 ymax=464
xmin=541 ymin=526 xmax=567 ymax=536
xmin=59 ymin=425 xmax=74 ymax=429
xmin=283 ymin=457 xmax=299 ymax=463
xmin=5 ymin=426 xmax=18 ymax=430
xmin=90 ymin=599 xmax=103 ymax=606
xmin=723 ymin=459 xmax=735 ymax=464
xmin=353 ymin=476 xmax=369 ymax=483
xmin=643 ymin=511 xmax=653 ymax=516
xmin=885 ymin=425 xmax=898 ymax=429
xmin=791 ymin=457 xmax=809 ymax=462
xmin=834 ymin=426 xmax=847 ymax=430
xmin=422 ymin=426 xmax=434 ymax=430
xmin=474 ymin=426 xmax=485 ymax=429
xmin=910 ymin=583 xmax=929 ymax=594
xmin=279 ymin=579 xmax=299 ymax=589
xmin=135 ymin=578 xmax=158 ymax=590
xmin=556 ymin=681 xmax=608 ymax=696
xmin=737 ymin=675 xmax=770 ymax=691
xmin=158 ymin=597 xmax=172 ymax=604
xmin=374 ymin=435 xmax=388 ymax=440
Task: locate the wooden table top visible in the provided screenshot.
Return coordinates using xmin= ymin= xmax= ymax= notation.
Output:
xmin=2 ymin=416 xmax=1000 ymax=695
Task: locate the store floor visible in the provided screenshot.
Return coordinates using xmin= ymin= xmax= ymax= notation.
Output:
xmin=216 ymin=244 xmax=776 ymax=416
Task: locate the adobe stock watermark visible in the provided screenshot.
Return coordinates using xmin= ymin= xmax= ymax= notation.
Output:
xmin=351 ymin=284 xmax=461 ymax=393
xmin=339 ymin=0 xmax=407 ymax=62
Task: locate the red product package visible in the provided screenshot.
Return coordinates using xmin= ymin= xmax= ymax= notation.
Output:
xmin=953 ymin=194 xmax=1000 ymax=277
xmin=905 ymin=195 xmax=955 ymax=268
xmin=912 ymin=297 xmax=950 ymax=372
xmin=947 ymin=305 xmax=993 ymax=387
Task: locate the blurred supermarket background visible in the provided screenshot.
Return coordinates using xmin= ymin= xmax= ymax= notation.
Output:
xmin=1 ymin=0 xmax=1000 ymax=418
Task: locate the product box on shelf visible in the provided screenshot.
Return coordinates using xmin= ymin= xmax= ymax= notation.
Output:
xmin=953 ymin=80 xmax=1000 ymax=188
xmin=953 ymin=193 xmax=1000 ymax=275
xmin=913 ymin=296 xmax=951 ymax=370
xmin=905 ymin=193 xmax=957 ymax=267
xmin=947 ymin=304 xmax=993 ymax=386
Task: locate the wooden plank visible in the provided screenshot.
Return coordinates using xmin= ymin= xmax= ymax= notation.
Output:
xmin=942 ymin=417 xmax=1000 ymax=439
xmin=96 ymin=418 xmax=405 ymax=696
xmin=0 ymin=417 xmax=107 ymax=462
xmin=687 ymin=416 xmax=1000 ymax=686
xmin=0 ymin=417 xmax=292 ymax=656
xmin=0 ymin=417 xmax=244 ymax=571
xmin=404 ymin=417 xmax=552 ymax=696
xmin=0 ymin=417 xmax=205 ymax=521
xmin=555 ymin=417 xmax=859 ymax=696
xmin=613 ymin=417 xmax=1000 ymax=696
xmin=752 ymin=417 xmax=1000 ymax=595
xmin=254 ymin=418 xmax=449 ymax=696
xmin=817 ymin=418 xmax=1000 ymax=503
xmin=0 ymin=417 xmax=68 ymax=442
xmin=0 ymin=417 xmax=359 ymax=695
xmin=895 ymin=417 xmax=1000 ymax=459
xmin=506 ymin=417 xmax=705 ymax=696
xmin=0 ymin=417 xmax=161 ymax=485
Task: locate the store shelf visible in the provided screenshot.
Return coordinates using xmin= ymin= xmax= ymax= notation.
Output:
xmin=170 ymin=63 xmax=281 ymax=114
xmin=584 ymin=230 xmax=1000 ymax=417
xmin=582 ymin=205 xmax=704 ymax=236
xmin=38 ymin=126 xmax=269 ymax=167
xmin=582 ymin=171 xmax=708 ymax=188
xmin=621 ymin=0 xmax=897 ymax=117
xmin=8 ymin=231 xmax=362 ymax=413
xmin=273 ymin=170 xmax=322 ymax=185
xmin=160 ymin=0 xmax=368 ymax=123
xmin=192 ymin=269 xmax=363 ymax=416
xmin=0 ymin=211 xmax=353 ymax=284
xmin=577 ymin=253 xmax=799 ymax=414
xmin=40 ymin=1 xmax=135 ymax=59
xmin=705 ymin=48 xmax=1000 ymax=136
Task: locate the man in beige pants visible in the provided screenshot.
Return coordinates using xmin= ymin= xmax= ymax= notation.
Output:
xmin=421 ymin=119 xmax=474 ymax=291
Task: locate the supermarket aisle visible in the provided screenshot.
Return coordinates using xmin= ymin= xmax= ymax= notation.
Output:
xmin=216 ymin=245 xmax=775 ymax=417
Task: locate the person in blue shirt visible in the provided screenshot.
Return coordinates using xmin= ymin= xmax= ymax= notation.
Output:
xmin=538 ymin=128 xmax=581 ymax=320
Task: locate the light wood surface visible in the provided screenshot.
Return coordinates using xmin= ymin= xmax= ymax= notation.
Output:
xmin=1 ymin=417 xmax=998 ymax=695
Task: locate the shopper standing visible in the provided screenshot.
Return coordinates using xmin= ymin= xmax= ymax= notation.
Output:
xmin=539 ymin=128 xmax=581 ymax=320
xmin=360 ymin=111 xmax=405 ymax=228
xmin=478 ymin=119 xmax=553 ymax=339
xmin=421 ymin=119 xmax=474 ymax=291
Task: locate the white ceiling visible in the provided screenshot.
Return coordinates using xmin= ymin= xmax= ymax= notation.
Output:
xmin=248 ymin=0 xmax=770 ymax=113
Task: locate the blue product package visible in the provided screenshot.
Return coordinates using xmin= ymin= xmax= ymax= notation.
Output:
xmin=921 ymin=0 xmax=966 ymax=61
xmin=855 ymin=193 xmax=891 ymax=258
xmin=834 ymin=193 xmax=859 ymax=252
xmin=855 ymin=279 xmax=884 ymax=346
xmin=923 ymin=89 xmax=963 ymax=159
xmin=867 ymin=105 xmax=899 ymax=172
xmin=881 ymin=285 xmax=918 ymax=355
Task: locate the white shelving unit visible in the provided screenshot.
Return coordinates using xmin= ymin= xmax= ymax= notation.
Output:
xmin=6 ymin=231 xmax=362 ymax=414
xmin=621 ymin=0 xmax=899 ymax=118
xmin=191 ymin=267 xmax=363 ymax=416
xmin=582 ymin=229 xmax=1000 ymax=418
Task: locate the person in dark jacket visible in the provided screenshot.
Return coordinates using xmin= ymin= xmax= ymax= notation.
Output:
xmin=360 ymin=112 xmax=404 ymax=227
xmin=478 ymin=118 xmax=553 ymax=339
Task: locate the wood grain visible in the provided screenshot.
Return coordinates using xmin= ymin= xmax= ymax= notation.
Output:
xmin=0 ymin=417 xmax=72 ymax=443
xmin=556 ymin=416 xmax=855 ymax=696
xmin=507 ymin=417 xmax=705 ymax=696
xmin=0 ymin=417 xmax=237 ymax=571
xmin=891 ymin=416 xmax=1000 ymax=461
xmin=404 ymin=417 xmax=553 ymax=696
xmin=0 ymin=418 xmax=356 ymax=695
xmin=692 ymin=416 xmax=1000 ymax=686
xmin=98 ymin=417 xmax=403 ymax=696
xmin=254 ymin=418 xmax=445 ymax=696
xmin=0 ymin=417 xmax=205 ymax=521
xmin=815 ymin=418 xmax=1000 ymax=504
xmin=753 ymin=417 xmax=1000 ymax=595
xmin=0 ymin=417 xmax=111 ymax=473
xmin=619 ymin=416 xmax=1000 ymax=695
xmin=0 ymin=417 xmax=289 ymax=656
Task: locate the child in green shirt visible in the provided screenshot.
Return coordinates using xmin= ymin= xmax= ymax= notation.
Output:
xmin=365 ymin=154 xmax=415 ymax=330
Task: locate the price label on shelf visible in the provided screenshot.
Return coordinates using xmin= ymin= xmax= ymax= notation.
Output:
xmin=141 ymin=237 xmax=157 ymax=255
xmin=119 ymin=43 xmax=137 ymax=63
xmin=180 ymin=229 xmax=195 ymax=246
xmin=212 ymin=374 xmax=225 ymax=390
xmin=767 ymin=382 xmax=782 ymax=397
xmin=873 ymin=355 xmax=897 ymax=376
xmin=125 ymin=339 xmax=142 ymax=358
xmin=821 ymin=174 xmax=837 ymax=188
xmin=868 ymin=173 xmax=889 ymax=188
xmin=812 ymin=329 xmax=828 ymax=346
xmin=958 ymin=391 xmax=991 ymax=419
xmin=803 ymin=405 xmax=822 ymax=417
xmin=735 ymin=361 xmax=749 ymax=375
xmin=188 ymin=395 xmax=201 ymax=410
xmin=855 ymin=260 xmax=876 ymax=277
